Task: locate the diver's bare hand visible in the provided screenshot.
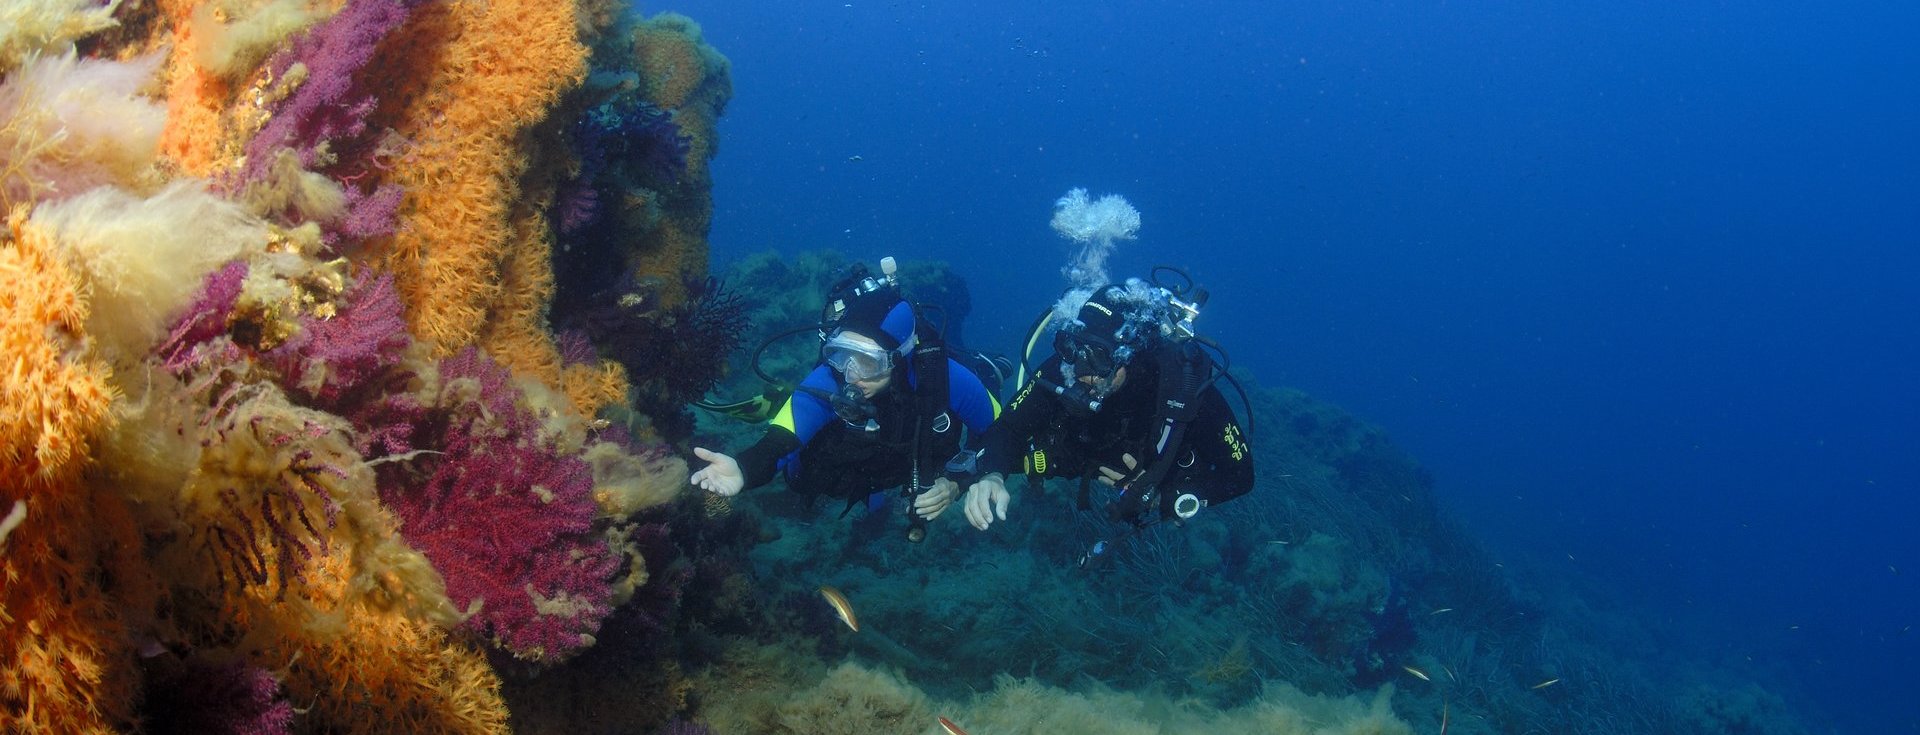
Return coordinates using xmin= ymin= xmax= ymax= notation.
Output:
xmin=964 ymin=473 xmax=1010 ymax=531
xmin=690 ymin=447 xmax=744 ymax=497
xmin=1096 ymin=453 xmax=1140 ymax=486
xmin=914 ymin=477 xmax=961 ymax=520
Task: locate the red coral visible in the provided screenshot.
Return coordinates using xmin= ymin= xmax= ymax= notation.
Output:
xmin=236 ymin=0 xmax=420 ymax=245
xmin=243 ymin=0 xmax=420 ymax=180
xmin=143 ymin=657 xmax=294 ymax=735
xmin=156 ymin=260 xmax=249 ymax=371
xmin=263 ymin=272 xmax=411 ymax=411
xmin=376 ymin=348 xmax=619 ymax=662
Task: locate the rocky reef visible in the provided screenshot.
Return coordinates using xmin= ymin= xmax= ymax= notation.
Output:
xmin=1 ymin=2 xmax=728 ymax=732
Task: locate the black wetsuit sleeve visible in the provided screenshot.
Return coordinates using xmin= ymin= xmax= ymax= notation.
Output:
xmin=976 ymin=362 xmax=1062 ymax=477
xmin=734 ymin=425 xmax=801 ymax=492
xmin=1164 ymin=383 xmax=1254 ymax=507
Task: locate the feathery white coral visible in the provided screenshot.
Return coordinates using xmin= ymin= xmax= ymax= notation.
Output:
xmin=1050 ymin=187 xmax=1140 ymax=288
xmin=0 ymin=51 xmax=165 ymax=211
xmin=0 ymin=0 xmax=121 ymax=74
xmin=29 ymin=182 xmax=267 ymax=364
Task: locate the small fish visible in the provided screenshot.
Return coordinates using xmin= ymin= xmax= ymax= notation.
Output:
xmin=818 ymin=586 xmax=858 ymax=632
xmin=0 ymin=499 xmax=26 ymax=546
xmin=937 ymin=716 xmax=970 ymax=735
xmin=1402 ymin=665 xmax=1431 ymax=681
xmin=1531 ymin=677 xmax=1561 ymax=690
xmin=1429 ymin=607 xmax=1454 ymax=615
xmin=1439 ymin=699 xmax=1449 ymax=735
xmin=847 ymin=154 xmax=864 ymax=162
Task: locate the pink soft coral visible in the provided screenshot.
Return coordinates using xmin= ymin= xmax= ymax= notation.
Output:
xmin=156 ymin=260 xmax=249 ymax=372
xmin=263 ymin=271 xmax=411 ymax=411
xmin=376 ymin=348 xmax=619 ymax=662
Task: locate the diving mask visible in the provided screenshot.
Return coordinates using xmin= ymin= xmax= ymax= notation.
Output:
xmin=1054 ymin=330 xmax=1125 ymax=379
xmin=824 ymin=332 xmax=892 ymax=382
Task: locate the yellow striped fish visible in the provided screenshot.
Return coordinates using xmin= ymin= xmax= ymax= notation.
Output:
xmin=819 ymin=585 xmax=859 ymax=632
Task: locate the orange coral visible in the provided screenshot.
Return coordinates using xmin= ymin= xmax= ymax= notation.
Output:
xmin=0 ymin=208 xmax=114 ymax=489
xmin=366 ymin=0 xmax=583 ymax=355
xmin=0 ymin=479 xmax=154 ymax=734
xmin=152 ymin=0 xmax=326 ymax=177
xmin=155 ymin=0 xmax=239 ymax=176
xmin=624 ymin=13 xmax=730 ymax=309
xmin=227 ymin=554 xmax=510 ymax=735
xmin=0 ymin=208 xmax=151 ymax=733
xmin=629 ymin=13 xmax=726 ymax=112
xmin=477 ymin=199 xmax=562 ymax=375
xmin=562 ymin=359 xmax=631 ymax=421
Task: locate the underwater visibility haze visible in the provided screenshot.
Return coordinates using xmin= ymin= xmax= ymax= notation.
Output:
xmin=0 ymin=0 xmax=1912 ymax=733
xmin=682 ymin=0 xmax=1918 ymax=733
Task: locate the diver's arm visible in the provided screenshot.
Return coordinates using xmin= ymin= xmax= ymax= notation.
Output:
xmin=729 ymin=426 xmax=801 ymax=491
xmin=944 ymin=357 xmax=1002 ymax=437
xmin=728 ymin=365 xmax=837 ymax=491
xmin=974 ymin=358 xmax=1060 ymax=477
xmin=964 ymin=364 xmax=1061 ymax=531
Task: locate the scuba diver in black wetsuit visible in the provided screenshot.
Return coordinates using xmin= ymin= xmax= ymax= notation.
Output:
xmin=690 ymin=259 xmax=1001 ymax=540
xmin=963 ymin=279 xmax=1253 ymax=540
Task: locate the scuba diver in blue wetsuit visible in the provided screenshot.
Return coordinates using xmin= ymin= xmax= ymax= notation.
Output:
xmin=690 ymin=259 xmax=1001 ymax=541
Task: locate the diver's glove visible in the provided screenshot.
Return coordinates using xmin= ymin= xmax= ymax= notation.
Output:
xmin=964 ymin=473 xmax=1011 ymax=531
xmin=689 ymin=447 xmax=744 ymax=497
xmin=912 ymin=477 xmax=961 ymax=521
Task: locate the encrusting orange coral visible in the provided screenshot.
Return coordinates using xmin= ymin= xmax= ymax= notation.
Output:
xmin=622 ymin=13 xmax=731 ymax=310
xmin=223 ymin=554 xmax=511 ymax=735
xmin=0 ymin=208 xmax=114 ymax=488
xmin=0 ymin=207 xmax=154 ymax=734
xmin=365 ymin=2 xmax=572 ymax=343
xmin=352 ymin=0 xmax=633 ymax=417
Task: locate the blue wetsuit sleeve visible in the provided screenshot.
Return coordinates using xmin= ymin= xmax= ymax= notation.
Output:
xmin=735 ymin=365 xmax=837 ymax=490
xmin=944 ymin=357 xmax=1000 ymax=436
xmin=775 ymin=365 xmax=839 ymax=446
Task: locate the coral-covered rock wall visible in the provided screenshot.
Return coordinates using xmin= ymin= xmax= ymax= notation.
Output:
xmin=1 ymin=1 xmax=724 ymax=731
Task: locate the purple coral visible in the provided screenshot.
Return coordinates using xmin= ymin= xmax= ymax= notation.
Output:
xmin=654 ymin=718 xmax=712 ymax=735
xmin=263 ymin=272 xmax=411 ymax=411
xmin=567 ymin=275 xmax=747 ymax=440
xmin=234 ymin=0 xmax=420 ymax=245
xmin=242 ymin=0 xmax=419 ymax=180
xmin=143 ymin=658 xmax=294 ymax=735
xmin=199 ymin=396 xmax=344 ymax=593
xmin=555 ymin=329 xmax=598 ymax=367
xmin=156 ymin=260 xmax=249 ymax=371
xmin=375 ymin=348 xmax=619 ymax=662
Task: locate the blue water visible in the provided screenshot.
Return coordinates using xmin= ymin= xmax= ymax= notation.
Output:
xmin=660 ymin=2 xmax=1919 ymax=731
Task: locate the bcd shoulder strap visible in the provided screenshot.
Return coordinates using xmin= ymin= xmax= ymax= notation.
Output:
xmin=1100 ymin=342 xmax=1212 ymax=519
xmin=908 ymin=316 xmax=950 ymax=494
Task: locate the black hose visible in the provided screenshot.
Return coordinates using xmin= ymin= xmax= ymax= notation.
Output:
xmin=1150 ymin=265 xmax=1195 ymax=297
xmin=750 ymin=323 xmax=827 ymax=387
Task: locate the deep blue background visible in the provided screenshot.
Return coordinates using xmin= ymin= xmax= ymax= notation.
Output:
xmin=651 ymin=1 xmax=1918 ymax=730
